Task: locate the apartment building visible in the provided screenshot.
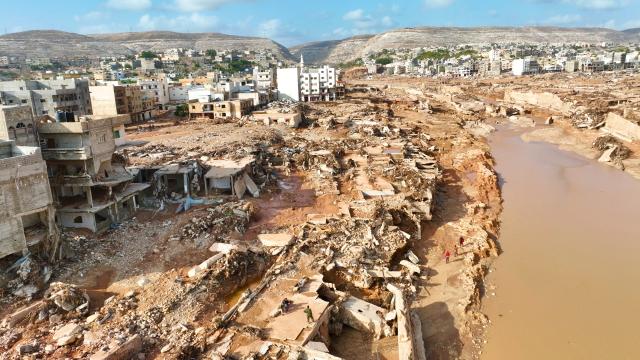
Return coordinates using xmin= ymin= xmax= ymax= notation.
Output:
xmin=90 ymin=84 xmax=155 ymax=123
xmin=37 ymin=115 xmax=148 ymax=232
xmin=0 ymin=79 xmax=92 ymax=117
xmin=277 ymin=65 xmax=340 ymax=102
xmin=188 ymin=99 xmax=252 ymax=120
xmin=253 ymin=68 xmax=276 ymax=90
xmin=0 ymin=139 xmax=59 ymax=260
xmin=300 ymin=65 xmax=338 ymax=102
xmin=0 ymin=105 xmax=38 ymax=146
xmin=137 ymin=74 xmax=170 ymax=109
xmin=276 ymin=67 xmax=300 ymax=102
xmin=512 ymin=58 xmax=540 ymax=76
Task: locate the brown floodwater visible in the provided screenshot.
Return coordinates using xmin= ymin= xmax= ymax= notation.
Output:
xmin=482 ymin=127 xmax=640 ymax=360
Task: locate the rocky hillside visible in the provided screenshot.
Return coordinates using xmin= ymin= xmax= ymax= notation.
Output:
xmin=292 ymin=26 xmax=637 ymax=64
xmin=0 ymin=30 xmax=293 ymax=60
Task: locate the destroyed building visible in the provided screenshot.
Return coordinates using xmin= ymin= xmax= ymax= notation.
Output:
xmin=0 ymin=139 xmax=59 ymax=260
xmin=0 ymin=105 xmax=39 ymax=146
xmin=37 ymin=115 xmax=149 ymax=232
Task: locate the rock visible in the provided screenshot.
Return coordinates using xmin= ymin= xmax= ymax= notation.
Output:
xmin=137 ymin=277 xmax=150 ymax=287
xmin=86 ymin=313 xmax=100 ymax=324
xmin=49 ymin=314 xmax=63 ymax=325
xmin=57 ymin=334 xmax=78 ymax=346
xmin=53 ymin=323 xmax=82 ymax=342
xmin=89 ymin=334 xmax=142 ymax=360
xmin=18 ymin=343 xmax=38 ymax=355
xmin=44 ymin=344 xmax=55 ymax=354
xmin=83 ymin=331 xmax=100 ymax=346
xmin=124 ymin=291 xmax=136 ymax=299
xmin=160 ymin=344 xmax=172 ymax=353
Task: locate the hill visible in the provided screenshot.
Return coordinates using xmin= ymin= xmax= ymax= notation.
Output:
xmin=291 ymin=26 xmax=636 ymax=64
xmin=0 ymin=30 xmax=293 ymax=60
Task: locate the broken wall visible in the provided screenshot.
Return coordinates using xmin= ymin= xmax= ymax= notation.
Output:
xmin=603 ymin=112 xmax=640 ymax=142
xmin=504 ymin=90 xmax=574 ymax=115
xmin=0 ymin=147 xmax=55 ymax=258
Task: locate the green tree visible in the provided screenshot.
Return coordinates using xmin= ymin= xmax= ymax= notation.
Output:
xmin=174 ymin=104 xmax=189 ymax=117
xmin=375 ymin=56 xmax=393 ymax=65
xmin=206 ymin=49 xmax=217 ymax=58
xmin=140 ymin=51 xmax=157 ymax=59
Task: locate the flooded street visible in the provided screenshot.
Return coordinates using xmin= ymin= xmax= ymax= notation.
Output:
xmin=482 ymin=127 xmax=640 ymax=359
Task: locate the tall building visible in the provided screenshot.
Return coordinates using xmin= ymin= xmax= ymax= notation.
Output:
xmin=0 ymin=79 xmax=92 ymax=117
xmin=137 ymin=74 xmax=170 ymax=110
xmin=90 ymin=84 xmax=155 ymax=123
xmin=277 ymin=67 xmax=301 ymax=102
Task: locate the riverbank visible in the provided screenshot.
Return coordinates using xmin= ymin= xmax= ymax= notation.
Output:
xmin=482 ymin=124 xmax=640 ymax=359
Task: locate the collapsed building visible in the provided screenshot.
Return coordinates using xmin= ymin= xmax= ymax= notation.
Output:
xmin=37 ymin=115 xmax=149 ymax=232
xmin=0 ymin=140 xmax=59 ymax=260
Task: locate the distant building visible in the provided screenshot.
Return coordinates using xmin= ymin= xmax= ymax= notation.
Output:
xmin=90 ymin=84 xmax=155 ymax=123
xmin=188 ymin=99 xmax=252 ymax=119
xmin=0 ymin=79 xmax=92 ymax=117
xmin=512 ymin=58 xmax=539 ymax=76
xmin=137 ymin=74 xmax=170 ymax=109
xmin=253 ymin=68 xmax=276 ymax=90
xmin=300 ymin=65 xmax=339 ymax=102
xmin=277 ymin=67 xmax=301 ymax=102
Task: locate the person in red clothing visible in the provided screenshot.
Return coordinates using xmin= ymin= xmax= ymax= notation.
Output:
xmin=444 ymin=249 xmax=451 ymax=263
xmin=459 ymin=236 xmax=465 ymax=247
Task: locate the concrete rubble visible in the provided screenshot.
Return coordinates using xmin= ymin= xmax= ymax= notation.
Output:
xmin=0 ymin=74 xmax=514 ymax=359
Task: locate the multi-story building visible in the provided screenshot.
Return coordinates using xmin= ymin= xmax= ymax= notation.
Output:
xmin=0 ymin=79 xmax=92 ymax=117
xmin=0 ymin=105 xmax=38 ymax=146
xmin=188 ymin=99 xmax=252 ymax=120
xmin=253 ymin=68 xmax=276 ymax=90
xmin=512 ymin=58 xmax=540 ymax=76
xmin=0 ymin=139 xmax=59 ymax=260
xmin=277 ymin=61 xmax=340 ymax=102
xmin=277 ymin=67 xmax=301 ymax=102
xmin=300 ymin=65 xmax=339 ymax=102
xmin=37 ymin=115 xmax=148 ymax=232
xmin=90 ymin=84 xmax=155 ymax=123
xmin=137 ymin=74 xmax=170 ymax=110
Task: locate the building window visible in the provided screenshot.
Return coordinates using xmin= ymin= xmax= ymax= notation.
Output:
xmin=73 ymin=216 xmax=83 ymax=224
xmin=16 ymin=122 xmax=25 ymax=128
xmin=113 ymin=130 xmax=121 ymax=139
xmin=21 ymin=99 xmax=27 ymax=104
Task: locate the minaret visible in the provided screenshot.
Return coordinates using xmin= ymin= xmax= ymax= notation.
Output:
xmin=300 ymin=54 xmax=304 ymax=70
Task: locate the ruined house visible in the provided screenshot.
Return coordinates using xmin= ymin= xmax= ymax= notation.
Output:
xmin=0 ymin=140 xmax=59 ymax=260
xmin=37 ymin=115 xmax=149 ymax=232
xmin=0 ymin=105 xmax=38 ymax=146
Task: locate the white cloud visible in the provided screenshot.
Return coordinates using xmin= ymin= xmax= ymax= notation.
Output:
xmin=138 ymin=12 xmax=219 ymax=31
xmin=255 ymin=18 xmax=303 ymax=46
xmin=424 ymin=0 xmax=454 ymax=8
xmin=538 ymin=0 xmax=629 ymax=10
xmin=568 ymin=0 xmax=627 ymax=9
xmin=340 ymin=9 xmax=395 ymax=36
xmin=74 ymin=11 xmax=109 ymax=23
xmin=546 ymin=14 xmax=582 ymax=24
xmin=173 ymin=0 xmax=251 ymax=12
xmin=343 ymin=9 xmax=364 ymax=21
xmin=106 ymin=0 xmax=152 ymax=11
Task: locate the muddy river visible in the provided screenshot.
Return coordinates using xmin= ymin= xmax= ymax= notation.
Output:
xmin=481 ymin=127 xmax=640 ymax=359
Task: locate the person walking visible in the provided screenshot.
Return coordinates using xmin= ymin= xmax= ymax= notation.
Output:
xmin=304 ymin=305 xmax=314 ymax=323
xmin=444 ymin=249 xmax=451 ymax=264
xmin=459 ymin=236 xmax=465 ymax=247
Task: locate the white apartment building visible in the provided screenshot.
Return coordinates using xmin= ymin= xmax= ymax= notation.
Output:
xmin=0 ymin=56 xmax=9 ymax=66
xmin=299 ymin=65 xmax=338 ymax=102
xmin=188 ymin=87 xmax=225 ymax=103
xmin=253 ymin=68 xmax=276 ymax=90
xmin=512 ymin=58 xmax=540 ymax=76
xmin=138 ymin=75 xmax=170 ymax=109
xmin=276 ymin=67 xmax=300 ymax=102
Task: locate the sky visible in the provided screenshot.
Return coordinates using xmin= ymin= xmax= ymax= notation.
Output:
xmin=2 ymin=0 xmax=640 ymax=46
